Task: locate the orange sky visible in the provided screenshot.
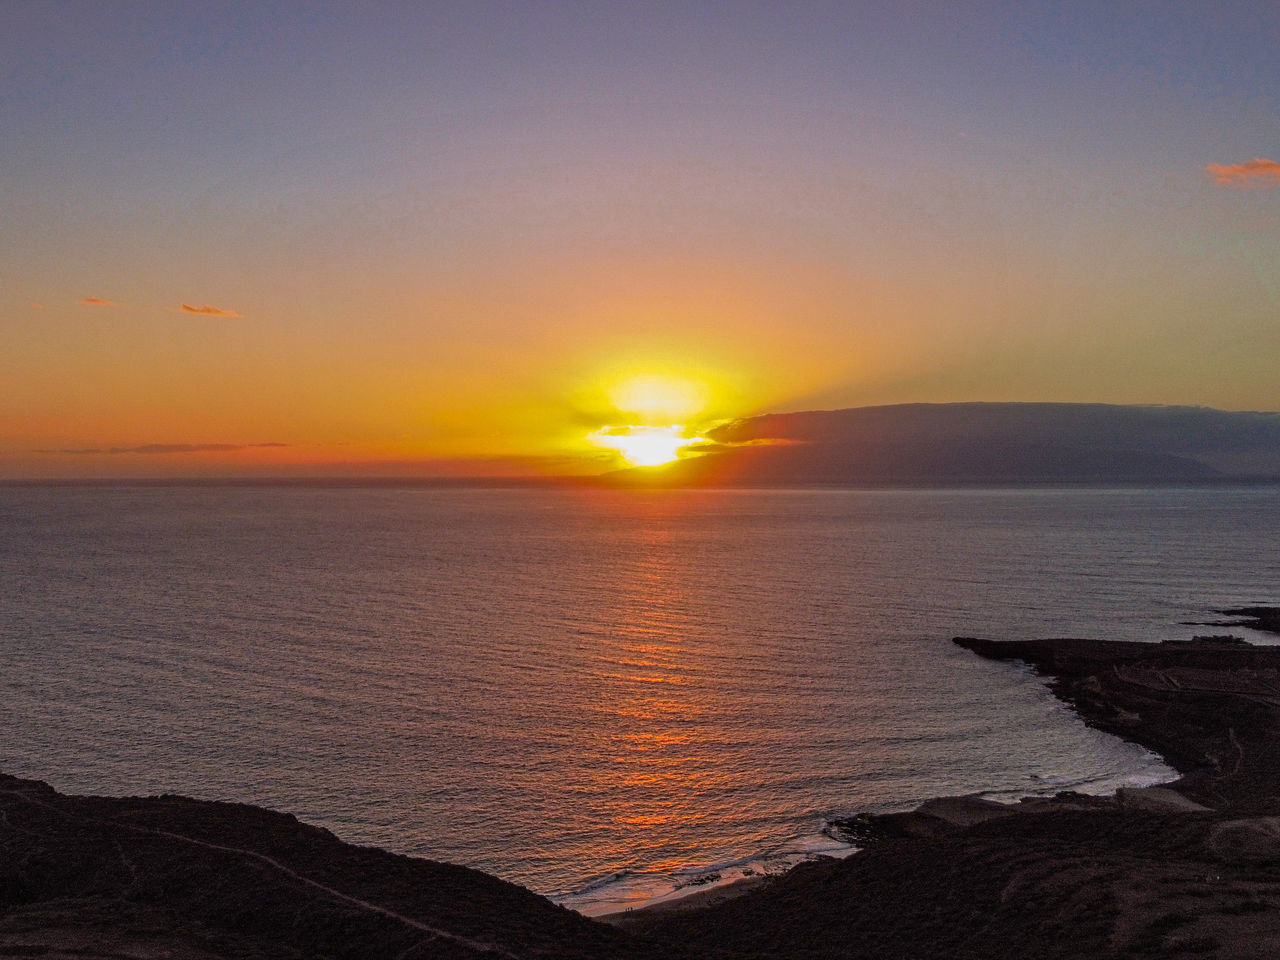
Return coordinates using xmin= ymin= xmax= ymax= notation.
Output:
xmin=3 ymin=4 xmax=1278 ymax=478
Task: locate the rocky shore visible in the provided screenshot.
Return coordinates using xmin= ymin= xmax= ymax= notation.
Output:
xmin=6 ymin=612 xmax=1280 ymax=958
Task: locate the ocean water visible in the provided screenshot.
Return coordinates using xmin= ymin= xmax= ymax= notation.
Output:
xmin=3 ymin=484 xmax=1278 ymax=913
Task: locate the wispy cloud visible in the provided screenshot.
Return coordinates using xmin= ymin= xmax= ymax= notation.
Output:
xmin=42 ymin=443 xmax=290 ymax=455
xmin=1206 ymin=157 xmax=1280 ymax=187
xmin=28 ymin=301 xmax=43 ymax=310
xmin=80 ymin=296 xmax=119 ymax=307
xmin=180 ymin=302 xmax=242 ymax=318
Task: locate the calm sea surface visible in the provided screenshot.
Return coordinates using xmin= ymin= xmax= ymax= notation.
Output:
xmin=3 ymin=485 xmax=1278 ymax=912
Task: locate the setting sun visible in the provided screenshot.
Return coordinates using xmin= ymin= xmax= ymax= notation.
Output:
xmin=582 ymin=372 xmax=718 ymax=467
xmin=590 ymin=425 xmax=699 ymax=467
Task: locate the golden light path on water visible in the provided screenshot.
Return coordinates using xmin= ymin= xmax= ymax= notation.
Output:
xmin=585 ymin=510 xmax=726 ymax=876
xmin=559 ymin=496 xmax=864 ymax=915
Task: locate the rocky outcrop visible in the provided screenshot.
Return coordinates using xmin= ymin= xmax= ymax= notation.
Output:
xmin=1216 ymin=607 xmax=1280 ymax=635
xmin=952 ymin=634 xmax=1280 ymax=812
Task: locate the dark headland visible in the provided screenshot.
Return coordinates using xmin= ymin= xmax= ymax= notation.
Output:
xmin=7 ymin=610 xmax=1280 ymax=958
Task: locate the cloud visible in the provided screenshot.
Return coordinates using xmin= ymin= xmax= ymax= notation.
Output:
xmin=180 ymin=302 xmax=242 ymax=318
xmin=80 ymin=296 xmax=119 ymax=307
xmin=1205 ymin=158 xmax=1280 ymax=187
xmin=28 ymin=301 xmax=43 ymax=309
xmin=42 ymin=443 xmax=290 ymax=455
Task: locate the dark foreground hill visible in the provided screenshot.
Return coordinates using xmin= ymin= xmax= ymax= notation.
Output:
xmin=612 ymin=402 xmax=1280 ymax=485
xmin=0 ymin=775 xmax=671 ymax=959
xmin=7 ymin=609 xmax=1280 ymax=959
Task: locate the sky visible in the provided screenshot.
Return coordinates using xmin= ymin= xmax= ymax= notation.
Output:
xmin=2 ymin=1 xmax=1278 ymax=478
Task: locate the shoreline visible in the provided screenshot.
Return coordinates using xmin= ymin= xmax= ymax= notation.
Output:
xmin=7 ymin=614 xmax=1280 ymax=957
xmin=589 ymin=635 xmax=1195 ymax=921
xmin=618 ymin=622 xmax=1280 ymax=958
xmin=595 ymin=876 xmax=771 ymax=924
xmin=559 ymin=826 xmax=862 ymax=918
xmin=585 ymin=754 xmax=1177 ymax=920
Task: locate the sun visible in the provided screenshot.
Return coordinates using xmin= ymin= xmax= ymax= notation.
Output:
xmin=583 ymin=372 xmax=720 ymax=467
xmin=591 ymin=425 xmax=693 ymax=467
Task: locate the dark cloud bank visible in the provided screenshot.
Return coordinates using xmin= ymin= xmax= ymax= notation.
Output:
xmin=617 ymin=403 xmax=1280 ymax=485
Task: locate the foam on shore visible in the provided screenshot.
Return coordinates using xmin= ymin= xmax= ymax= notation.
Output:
xmin=554 ymin=827 xmax=856 ymax=917
xmin=558 ymin=746 xmax=1175 ymax=917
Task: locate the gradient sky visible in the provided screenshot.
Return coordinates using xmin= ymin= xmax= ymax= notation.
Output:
xmin=3 ymin=1 xmax=1278 ymax=477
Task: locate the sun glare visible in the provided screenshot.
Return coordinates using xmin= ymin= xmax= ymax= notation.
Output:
xmin=584 ymin=371 xmax=720 ymax=467
xmin=609 ymin=375 xmax=708 ymax=421
xmin=591 ymin=426 xmax=695 ymax=467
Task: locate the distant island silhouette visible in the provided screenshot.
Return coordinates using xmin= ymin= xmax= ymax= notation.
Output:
xmin=610 ymin=402 xmax=1280 ymax=486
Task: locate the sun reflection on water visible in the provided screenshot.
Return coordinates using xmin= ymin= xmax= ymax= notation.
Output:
xmin=577 ymin=514 xmax=727 ymax=861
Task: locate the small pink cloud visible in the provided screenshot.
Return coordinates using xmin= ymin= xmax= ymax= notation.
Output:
xmin=28 ymin=301 xmax=44 ymax=310
xmin=1205 ymin=158 xmax=1280 ymax=187
xmin=80 ymin=296 xmax=119 ymax=307
xmin=180 ymin=302 xmax=242 ymax=318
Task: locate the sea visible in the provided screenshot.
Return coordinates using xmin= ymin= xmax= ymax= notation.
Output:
xmin=3 ymin=484 xmax=1278 ymax=914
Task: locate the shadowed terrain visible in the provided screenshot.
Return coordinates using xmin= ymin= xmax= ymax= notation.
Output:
xmin=0 ymin=776 xmax=675 ymax=959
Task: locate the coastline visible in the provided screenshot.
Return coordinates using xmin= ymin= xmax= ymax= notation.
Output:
xmin=596 ymin=876 xmax=771 ymax=923
xmin=620 ymin=619 xmax=1280 ymax=958
xmin=557 ymin=826 xmax=862 ymax=918
xmin=571 ymin=637 xmax=1193 ymax=920
xmin=6 ymin=613 xmax=1280 ymax=957
xmin=580 ymin=737 xmax=1173 ymax=919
